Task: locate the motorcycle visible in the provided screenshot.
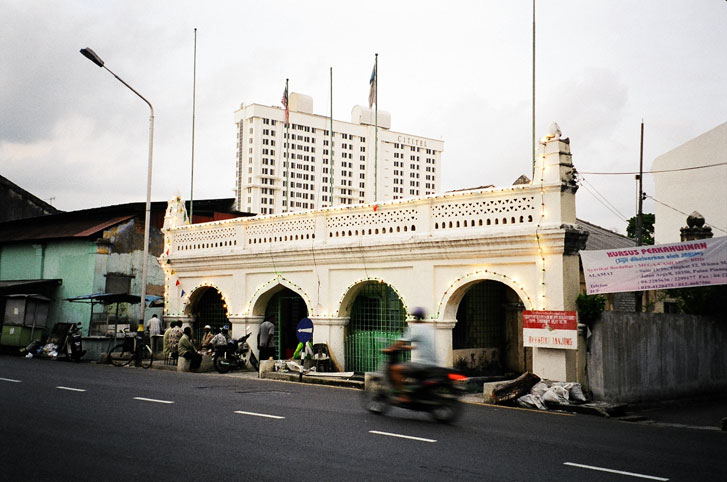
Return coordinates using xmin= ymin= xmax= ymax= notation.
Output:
xmin=64 ymin=322 xmax=86 ymax=362
xmin=362 ymin=345 xmax=467 ymax=423
xmin=213 ymin=331 xmax=259 ymax=374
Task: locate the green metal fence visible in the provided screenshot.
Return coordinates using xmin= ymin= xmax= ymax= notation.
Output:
xmin=344 ymin=282 xmax=408 ymax=373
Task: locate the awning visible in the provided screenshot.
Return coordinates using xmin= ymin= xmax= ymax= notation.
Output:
xmin=65 ymin=293 xmax=162 ymax=305
xmin=0 ymin=279 xmax=62 ymax=297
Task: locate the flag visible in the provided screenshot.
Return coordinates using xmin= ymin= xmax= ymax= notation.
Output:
xmin=180 ymin=289 xmax=185 ymax=298
xmin=281 ymin=84 xmax=289 ymax=123
xmin=175 ymin=280 xmax=180 ymax=286
xmin=368 ymin=62 xmax=377 ymax=109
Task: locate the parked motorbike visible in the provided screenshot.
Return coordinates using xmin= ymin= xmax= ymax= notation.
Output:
xmin=362 ymin=345 xmax=467 ymax=423
xmin=213 ymin=331 xmax=259 ymax=374
xmin=64 ymin=323 xmax=86 ymax=362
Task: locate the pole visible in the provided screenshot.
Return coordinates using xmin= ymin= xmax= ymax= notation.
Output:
xmin=531 ymin=0 xmax=536 ymax=178
xmin=80 ymin=48 xmax=154 ymax=325
xmin=190 ymin=28 xmax=197 ymax=221
xmin=374 ymin=53 xmax=378 ymax=202
xmin=635 ymin=120 xmax=645 ymax=312
xmin=285 ymin=78 xmax=290 ymax=213
xmin=330 ymin=67 xmax=334 ymax=207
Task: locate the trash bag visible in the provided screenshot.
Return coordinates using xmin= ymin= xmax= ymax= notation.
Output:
xmin=530 ymin=381 xmax=549 ymax=398
xmin=517 ymin=394 xmax=547 ymax=410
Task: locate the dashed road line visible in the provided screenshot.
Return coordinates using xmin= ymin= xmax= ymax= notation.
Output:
xmin=133 ymin=397 xmax=174 ymax=404
xmin=369 ymin=430 xmax=437 ymax=443
xmin=0 ymin=377 xmax=21 ymax=383
xmin=564 ymin=462 xmax=669 ymax=481
xmin=234 ymin=410 xmax=285 ymax=420
xmin=56 ymin=386 xmax=86 ymax=392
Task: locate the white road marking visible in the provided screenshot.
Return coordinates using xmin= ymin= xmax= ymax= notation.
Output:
xmin=564 ymin=462 xmax=669 ymax=481
xmin=133 ymin=397 xmax=174 ymax=404
xmin=56 ymin=386 xmax=86 ymax=392
xmin=234 ymin=410 xmax=285 ymax=420
xmin=369 ymin=430 xmax=437 ymax=443
xmin=0 ymin=377 xmax=21 ymax=383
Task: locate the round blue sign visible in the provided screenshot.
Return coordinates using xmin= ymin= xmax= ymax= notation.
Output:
xmin=296 ymin=317 xmax=314 ymax=343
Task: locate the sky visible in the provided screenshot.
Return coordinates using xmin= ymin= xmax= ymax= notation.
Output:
xmin=2 ymin=0 xmax=725 ymax=234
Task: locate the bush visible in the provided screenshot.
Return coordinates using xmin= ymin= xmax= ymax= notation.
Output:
xmin=576 ymin=293 xmax=606 ymax=326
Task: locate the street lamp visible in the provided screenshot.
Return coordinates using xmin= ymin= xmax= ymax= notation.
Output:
xmin=80 ymin=47 xmax=155 ymax=327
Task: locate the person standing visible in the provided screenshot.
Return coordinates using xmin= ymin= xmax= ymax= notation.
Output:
xmin=168 ymin=321 xmax=183 ymax=360
xmin=146 ymin=314 xmax=162 ymax=353
xmin=258 ymin=318 xmax=275 ymax=361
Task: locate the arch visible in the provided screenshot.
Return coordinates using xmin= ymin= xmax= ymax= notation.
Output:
xmin=183 ymin=283 xmax=232 ymax=317
xmin=182 ymin=284 xmax=230 ymax=342
xmin=437 ymin=269 xmax=533 ymax=321
xmin=340 ymin=279 xmax=408 ymax=373
xmin=336 ymin=277 xmax=408 ymax=318
xmin=247 ymin=275 xmax=314 ymax=317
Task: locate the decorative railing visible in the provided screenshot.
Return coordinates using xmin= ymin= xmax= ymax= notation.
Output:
xmin=167 ymin=185 xmax=541 ymax=256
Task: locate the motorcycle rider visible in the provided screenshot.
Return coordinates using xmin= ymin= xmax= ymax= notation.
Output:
xmin=388 ymin=308 xmax=437 ymax=403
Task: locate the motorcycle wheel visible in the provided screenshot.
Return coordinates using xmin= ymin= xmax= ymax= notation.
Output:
xmin=361 ymin=377 xmax=390 ymax=415
xmin=430 ymin=387 xmax=462 ymax=424
xmin=215 ymin=355 xmax=231 ymax=374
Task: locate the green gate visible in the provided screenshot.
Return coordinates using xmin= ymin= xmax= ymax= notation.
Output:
xmin=264 ymin=288 xmax=308 ymax=360
xmin=194 ymin=289 xmax=229 ymax=343
xmin=344 ymin=282 xmax=408 ymax=373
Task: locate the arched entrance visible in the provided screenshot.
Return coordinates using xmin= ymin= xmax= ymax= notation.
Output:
xmin=187 ymin=287 xmax=229 ymax=343
xmin=452 ymin=280 xmax=526 ymax=375
xmin=344 ymin=281 xmax=408 ymax=373
xmin=264 ymin=287 xmax=308 ymax=360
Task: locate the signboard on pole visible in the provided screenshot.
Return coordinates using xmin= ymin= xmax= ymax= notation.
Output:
xmin=523 ymin=310 xmax=578 ymax=350
xmin=296 ymin=317 xmax=313 ymax=343
xmin=580 ymin=236 xmax=727 ymax=295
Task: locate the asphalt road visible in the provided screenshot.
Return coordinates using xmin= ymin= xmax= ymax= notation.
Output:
xmin=1 ymin=356 xmax=725 ymax=482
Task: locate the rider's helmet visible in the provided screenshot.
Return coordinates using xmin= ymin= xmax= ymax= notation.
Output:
xmin=411 ymin=307 xmax=426 ymax=321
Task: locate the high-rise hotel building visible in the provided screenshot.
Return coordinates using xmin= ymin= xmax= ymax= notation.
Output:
xmin=234 ymin=93 xmax=443 ymax=214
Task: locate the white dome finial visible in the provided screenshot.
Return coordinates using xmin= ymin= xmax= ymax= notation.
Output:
xmin=545 ymin=122 xmax=562 ymax=140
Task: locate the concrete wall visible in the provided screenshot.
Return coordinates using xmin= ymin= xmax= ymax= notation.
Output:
xmin=588 ymin=311 xmax=727 ymax=403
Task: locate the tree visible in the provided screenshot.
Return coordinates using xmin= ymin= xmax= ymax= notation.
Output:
xmin=626 ymin=213 xmax=655 ymax=245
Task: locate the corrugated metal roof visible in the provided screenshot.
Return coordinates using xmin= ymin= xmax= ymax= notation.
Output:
xmin=577 ymin=218 xmax=637 ymax=251
xmin=0 ymin=214 xmax=135 ymax=243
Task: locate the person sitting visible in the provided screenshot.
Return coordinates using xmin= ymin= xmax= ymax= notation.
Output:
xmin=178 ymin=327 xmax=202 ymax=370
xmin=200 ymin=325 xmax=214 ymax=351
xmin=388 ymin=308 xmax=437 ymax=403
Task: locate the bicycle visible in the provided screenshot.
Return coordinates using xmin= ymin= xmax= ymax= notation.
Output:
xmin=107 ymin=328 xmax=153 ymax=369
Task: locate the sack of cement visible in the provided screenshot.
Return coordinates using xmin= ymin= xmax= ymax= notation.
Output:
xmin=516 ymin=394 xmax=547 ymax=410
xmin=566 ymin=383 xmax=587 ymax=403
xmin=543 ymin=385 xmax=570 ymax=405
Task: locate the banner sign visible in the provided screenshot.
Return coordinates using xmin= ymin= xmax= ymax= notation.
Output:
xmin=580 ymin=236 xmax=727 ymax=295
xmin=523 ymin=310 xmax=578 ymax=350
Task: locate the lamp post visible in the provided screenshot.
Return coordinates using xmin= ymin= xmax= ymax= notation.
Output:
xmin=80 ymin=47 xmax=155 ymax=327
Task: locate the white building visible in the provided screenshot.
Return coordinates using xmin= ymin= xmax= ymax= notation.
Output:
xmin=651 ymin=122 xmax=727 ymax=243
xmin=234 ymin=93 xmax=443 ymax=214
xmin=163 ymin=129 xmax=586 ymax=383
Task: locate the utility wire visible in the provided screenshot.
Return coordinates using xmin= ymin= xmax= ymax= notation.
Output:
xmin=646 ymin=195 xmax=727 ymax=235
xmin=579 ymin=176 xmax=629 ymax=221
xmin=579 ymin=162 xmax=726 ymax=175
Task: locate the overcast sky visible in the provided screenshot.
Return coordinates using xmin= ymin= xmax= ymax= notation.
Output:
xmin=2 ymin=0 xmax=725 ymax=233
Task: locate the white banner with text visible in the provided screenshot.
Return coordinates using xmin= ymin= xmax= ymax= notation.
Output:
xmin=523 ymin=311 xmax=578 ymax=350
xmin=580 ymin=236 xmax=727 ymax=295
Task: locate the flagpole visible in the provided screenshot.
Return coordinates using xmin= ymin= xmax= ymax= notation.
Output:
xmin=330 ymin=67 xmax=334 ymax=207
xmin=374 ymin=53 xmax=378 ymax=202
xmin=190 ymin=27 xmax=197 ymax=221
xmin=285 ymin=78 xmax=290 ymax=213
xmin=531 ymin=0 xmax=536 ymax=178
